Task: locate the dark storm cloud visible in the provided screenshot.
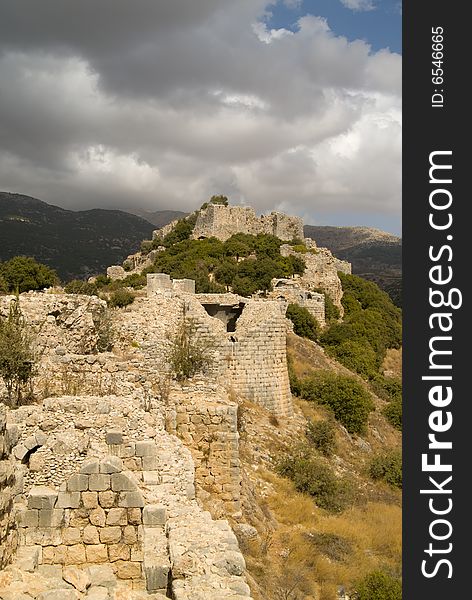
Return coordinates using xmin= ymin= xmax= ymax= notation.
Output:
xmin=0 ymin=1 xmax=401 ymax=231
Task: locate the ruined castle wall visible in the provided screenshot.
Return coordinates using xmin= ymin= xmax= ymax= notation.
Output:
xmin=279 ymin=245 xmax=351 ymax=314
xmin=192 ymin=204 xmax=304 ymax=242
xmin=185 ymin=298 xmax=293 ymax=417
xmin=0 ymin=406 xmax=17 ymax=568
xmin=165 ymin=384 xmax=241 ymax=516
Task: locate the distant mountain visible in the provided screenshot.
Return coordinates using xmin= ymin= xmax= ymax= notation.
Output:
xmin=123 ymin=208 xmax=188 ymax=228
xmin=0 ymin=192 xmax=155 ymax=281
xmin=304 ymin=225 xmax=402 ymax=306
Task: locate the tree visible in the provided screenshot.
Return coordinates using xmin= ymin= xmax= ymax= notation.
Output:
xmin=354 ymin=571 xmax=401 ymax=600
xmin=0 ymin=298 xmax=36 ymax=406
xmin=0 ymin=256 xmax=59 ymax=293
xmin=209 ymin=194 xmax=229 ymax=206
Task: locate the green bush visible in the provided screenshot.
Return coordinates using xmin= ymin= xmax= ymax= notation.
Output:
xmin=371 ymin=375 xmax=402 ymax=403
xmin=64 ymin=279 xmax=97 ymax=295
xmin=167 ymin=315 xmax=213 ymax=380
xmin=306 ymin=419 xmax=336 ymax=457
xmin=286 ymin=304 xmax=320 ymax=341
xmin=327 ymin=340 xmax=378 ymax=379
xmin=140 ymin=240 xmax=153 ymax=254
xmin=0 ymin=298 xmax=36 ymax=406
xmin=369 ymin=451 xmax=402 ymax=489
xmin=383 ymin=400 xmax=402 ymax=431
xmin=287 ymin=356 xmax=302 ymax=396
xmin=209 ymin=194 xmax=229 ymax=206
xmin=0 ymin=256 xmax=59 ymax=293
xmin=319 ymin=274 xmax=402 ymax=378
xmin=354 ymin=570 xmax=402 ymax=600
xmin=108 ymin=288 xmax=135 ymax=308
xmin=277 ymin=449 xmax=355 ymax=512
xmin=300 ymin=373 xmax=373 ymax=435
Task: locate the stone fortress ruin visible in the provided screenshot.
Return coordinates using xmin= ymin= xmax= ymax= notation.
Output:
xmin=0 ymin=202 xmax=351 ymax=599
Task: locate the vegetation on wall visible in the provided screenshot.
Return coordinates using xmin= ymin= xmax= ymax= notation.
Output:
xmin=0 ymin=298 xmax=37 ymax=406
xmin=286 ymin=303 xmax=320 ymax=341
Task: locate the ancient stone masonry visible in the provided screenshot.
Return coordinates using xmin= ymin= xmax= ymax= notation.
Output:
xmin=0 ymin=406 xmax=18 ymax=569
xmin=1 ymin=395 xmax=253 ymax=599
xmin=189 ymin=204 xmax=304 ymax=242
xmin=269 ymin=278 xmax=326 ymax=327
xmin=280 ymin=244 xmax=351 ymax=314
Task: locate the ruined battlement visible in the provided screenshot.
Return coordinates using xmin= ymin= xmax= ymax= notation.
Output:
xmin=191 ymin=204 xmax=304 ymax=242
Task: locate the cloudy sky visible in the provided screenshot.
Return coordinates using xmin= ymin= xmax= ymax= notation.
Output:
xmin=0 ymin=0 xmax=401 ymax=234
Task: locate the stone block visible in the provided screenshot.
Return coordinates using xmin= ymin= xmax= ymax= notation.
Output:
xmin=141 ymin=456 xmax=159 ymax=470
xmin=62 ymin=565 xmax=91 ymax=593
xmin=67 ymin=474 xmax=89 ymax=492
xmin=56 ymin=492 xmax=81 ymax=509
xmin=89 ymin=507 xmax=106 ymax=527
xmin=111 ymin=472 xmax=137 ymax=492
xmin=135 ymin=441 xmax=156 ymax=457
xmin=17 ymin=508 xmax=39 ymax=528
xmin=106 ymin=508 xmax=127 ymax=526
xmin=89 ymin=474 xmax=111 ymax=492
xmin=42 ymin=546 xmax=55 ymax=564
xmin=37 ymin=590 xmax=79 ymax=600
xmin=64 ymin=544 xmax=86 ymax=565
xmin=117 ymin=492 xmax=144 ymax=508
xmin=99 ymin=526 xmax=121 ymax=544
xmin=108 ymin=543 xmax=131 ymax=562
xmin=82 ymin=491 xmax=98 ymax=509
xmin=143 ymin=471 xmax=160 ymax=486
xmin=15 ymin=545 xmax=42 ymax=572
xmin=115 ymin=560 xmax=142 ymax=580
xmin=87 ymin=564 xmax=116 ymax=588
xmin=106 ymin=430 xmax=123 ymax=446
xmin=85 ymin=545 xmax=108 ymax=564
xmin=85 ymin=587 xmax=109 ymax=600
xmin=83 ymin=525 xmax=100 ymax=545
xmin=79 ymin=459 xmax=99 ymax=474
xmin=28 ymin=486 xmax=58 ymax=510
xmin=35 ymin=431 xmax=48 ymax=446
xmin=144 ymin=562 xmax=169 ymax=593
xmin=62 ymin=527 xmax=82 ymax=546
xmin=98 ymin=491 xmax=116 ymax=508
xmin=39 ymin=508 xmax=64 ymax=527
xmin=142 ymin=505 xmax=166 ymax=527
xmin=122 ymin=526 xmax=137 ymax=545
xmin=127 ymin=508 xmax=142 ymax=525
xmin=99 ymin=456 xmax=123 ymax=474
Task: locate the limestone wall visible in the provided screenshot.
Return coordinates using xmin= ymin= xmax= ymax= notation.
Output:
xmin=165 ymin=384 xmax=241 ymax=516
xmin=270 ymin=279 xmax=326 ymax=327
xmin=0 ymin=406 xmax=17 ymax=568
xmin=192 ymin=204 xmax=304 ymax=242
xmin=280 ymin=245 xmax=351 ymax=313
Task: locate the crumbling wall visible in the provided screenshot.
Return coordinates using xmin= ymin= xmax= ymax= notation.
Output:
xmin=270 ymin=279 xmax=326 ymax=327
xmin=280 ymin=245 xmax=351 ymax=314
xmin=165 ymin=384 xmax=241 ymax=516
xmin=0 ymin=406 xmax=17 ymax=568
xmin=192 ymin=204 xmax=304 ymax=242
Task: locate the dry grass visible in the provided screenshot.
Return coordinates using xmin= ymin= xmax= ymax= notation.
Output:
xmin=382 ymin=348 xmax=402 ymax=378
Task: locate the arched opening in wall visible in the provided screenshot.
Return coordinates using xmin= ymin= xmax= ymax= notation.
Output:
xmin=21 ymin=445 xmax=41 ymax=467
xmin=307 ymin=293 xmax=313 ymax=299
xmin=202 ymin=303 xmax=245 ymax=333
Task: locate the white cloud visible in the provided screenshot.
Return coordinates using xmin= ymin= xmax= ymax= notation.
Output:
xmin=0 ymin=0 xmax=401 ymax=232
xmin=340 ymin=0 xmax=376 ymax=12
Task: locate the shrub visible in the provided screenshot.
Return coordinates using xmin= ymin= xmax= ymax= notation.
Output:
xmin=64 ymin=279 xmax=97 ymax=295
xmin=108 ymin=288 xmax=135 ymax=308
xmin=93 ymin=308 xmax=114 ymax=353
xmin=286 ymin=304 xmax=320 ymax=341
xmin=209 ymin=194 xmax=229 ymax=206
xmin=383 ymin=400 xmax=402 ymax=431
xmin=306 ymin=419 xmax=336 ymax=457
xmin=0 ymin=298 xmax=36 ymax=406
xmin=287 ymin=356 xmax=302 ymax=396
xmin=369 ymin=451 xmax=402 ymax=489
xmin=0 ymin=256 xmax=59 ymax=293
xmin=140 ymin=240 xmax=153 ymax=254
xmin=277 ymin=449 xmax=355 ymax=512
xmin=371 ymin=375 xmax=402 ymax=403
xmin=304 ymin=531 xmax=352 ymax=562
xmin=167 ymin=313 xmax=213 ymax=380
xmin=328 ymin=340 xmax=378 ymax=378
xmin=300 ymin=373 xmax=373 ymax=435
xmin=354 ymin=570 xmax=402 ymax=600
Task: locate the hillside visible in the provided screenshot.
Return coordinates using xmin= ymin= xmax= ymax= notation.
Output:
xmin=0 ymin=192 xmax=155 ymax=281
xmin=304 ymin=225 xmax=402 ymax=305
xmin=123 ymin=207 xmax=188 ymax=228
